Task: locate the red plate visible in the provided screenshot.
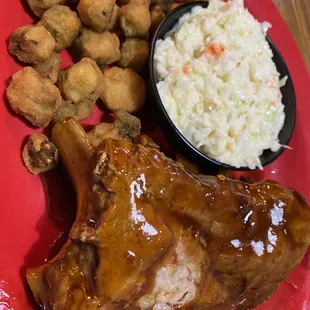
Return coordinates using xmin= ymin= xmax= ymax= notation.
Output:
xmin=0 ymin=0 xmax=309 ymax=309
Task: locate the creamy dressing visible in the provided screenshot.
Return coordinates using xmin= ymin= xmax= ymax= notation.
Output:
xmin=154 ymin=0 xmax=285 ymax=169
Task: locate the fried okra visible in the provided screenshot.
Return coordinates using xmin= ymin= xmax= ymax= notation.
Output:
xmin=150 ymin=4 xmax=166 ymax=35
xmin=57 ymin=58 xmax=103 ymax=104
xmin=88 ymin=123 xmax=121 ymax=148
xmin=118 ymin=39 xmax=149 ymax=72
xmin=73 ymin=28 xmax=121 ymax=67
xmin=33 ymin=51 xmax=60 ymax=84
xmin=9 ymin=25 xmax=56 ymax=64
xmin=87 ymin=110 xmax=141 ymax=147
xmin=53 ymin=100 xmax=95 ymax=123
xmin=77 ymin=0 xmax=115 ymax=32
xmin=120 ymin=0 xmax=151 ymax=37
xmin=23 ymin=134 xmax=59 ymax=175
xmin=106 ymin=4 xmax=120 ymax=31
xmin=6 ymin=67 xmax=62 ymax=127
xmin=114 ymin=110 xmax=141 ymax=141
xmin=100 ymin=67 xmax=146 ymax=113
xmin=39 ymin=5 xmax=81 ymax=51
xmin=27 ymin=0 xmax=65 ymax=17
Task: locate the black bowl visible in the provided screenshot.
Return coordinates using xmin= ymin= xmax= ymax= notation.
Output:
xmin=149 ymin=1 xmax=296 ymax=171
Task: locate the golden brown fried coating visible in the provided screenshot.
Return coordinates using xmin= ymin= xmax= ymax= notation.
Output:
xmin=77 ymin=0 xmax=115 ymax=32
xmin=23 ymin=134 xmax=59 ymax=175
xmin=27 ymin=0 xmax=65 ymax=17
xmin=119 ymin=0 xmax=151 ymax=37
xmin=57 ymin=58 xmax=103 ymax=104
xmin=88 ymin=123 xmax=121 ymax=148
xmin=73 ymin=28 xmax=121 ymax=67
xmin=118 ymin=39 xmax=149 ymax=72
xmin=39 ymin=5 xmax=81 ymax=51
xmin=53 ymin=100 xmax=95 ymax=123
xmin=9 ymin=25 xmax=56 ymax=64
xmin=33 ymin=51 xmax=60 ymax=84
xmin=6 ymin=67 xmax=62 ymax=127
xmin=150 ymin=4 xmax=166 ymax=35
xmin=106 ymin=4 xmax=120 ymax=31
xmin=87 ymin=110 xmax=141 ymax=147
xmin=114 ymin=110 xmax=141 ymax=140
xmin=100 ymin=67 xmax=146 ymax=113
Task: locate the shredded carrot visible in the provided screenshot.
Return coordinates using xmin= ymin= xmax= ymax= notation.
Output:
xmin=204 ymin=43 xmax=226 ymax=57
xmin=182 ymin=65 xmax=190 ymax=74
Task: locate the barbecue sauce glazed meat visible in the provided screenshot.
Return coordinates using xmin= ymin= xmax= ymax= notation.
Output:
xmin=27 ymin=133 xmax=310 ymax=310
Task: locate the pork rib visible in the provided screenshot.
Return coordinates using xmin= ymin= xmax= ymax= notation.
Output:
xmin=27 ymin=118 xmax=310 ymax=310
